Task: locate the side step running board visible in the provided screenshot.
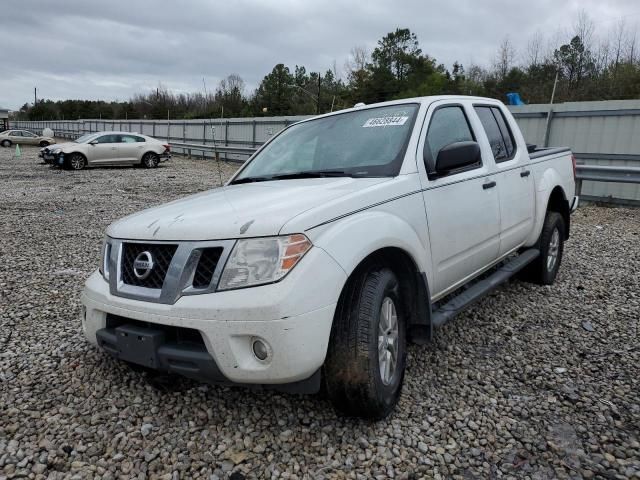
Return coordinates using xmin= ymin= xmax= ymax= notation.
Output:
xmin=431 ymin=249 xmax=540 ymax=328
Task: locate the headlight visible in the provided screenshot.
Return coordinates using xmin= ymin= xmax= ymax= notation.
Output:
xmin=99 ymin=238 xmax=111 ymax=281
xmin=52 ymin=148 xmax=61 ymax=154
xmin=218 ymin=234 xmax=312 ymax=290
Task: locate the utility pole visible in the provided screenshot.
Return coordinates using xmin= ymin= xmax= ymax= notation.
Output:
xmin=543 ymin=71 xmax=559 ymax=147
xmin=316 ymin=74 xmax=321 ymax=115
xmin=34 ymin=87 xmax=37 ymax=105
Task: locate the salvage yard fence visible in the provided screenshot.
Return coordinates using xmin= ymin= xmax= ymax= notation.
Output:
xmin=510 ymin=99 xmax=640 ymax=206
xmin=13 ymin=99 xmax=640 ymax=205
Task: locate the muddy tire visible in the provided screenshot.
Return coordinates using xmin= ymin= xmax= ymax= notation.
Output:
xmin=324 ymin=266 xmax=407 ymax=419
xmin=520 ymin=211 xmax=565 ymax=285
xmin=1 ymin=139 xmax=11 ymax=148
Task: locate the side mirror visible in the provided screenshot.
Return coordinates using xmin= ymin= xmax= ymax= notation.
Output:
xmin=89 ymin=140 xmax=98 ymax=145
xmin=434 ymin=141 xmax=481 ymax=175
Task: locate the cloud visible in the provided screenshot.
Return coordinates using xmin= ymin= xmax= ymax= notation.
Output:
xmin=1 ymin=0 xmax=638 ymax=109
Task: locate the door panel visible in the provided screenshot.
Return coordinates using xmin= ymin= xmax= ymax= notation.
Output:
xmin=472 ymin=105 xmax=534 ymax=255
xmin=118 ymin=135 xmax=145 ymax=163
xmin=496 ymin=164 xmax=535 ymax=255
xmin=423 ymin=175 xmax=501 ymax=295
xmin=418 ymin=103 xmax=501 ymax=297
xmin=8 ymin=131 xmax=22 ymax=143
xmin=88 ymin=134 xmax=120 ymax=164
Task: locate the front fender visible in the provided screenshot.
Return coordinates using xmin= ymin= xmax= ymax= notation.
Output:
xmin=308 ymin=210 xmax=433 ymax=288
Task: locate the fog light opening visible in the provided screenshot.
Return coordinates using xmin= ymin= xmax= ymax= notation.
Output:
xmin=252 ymin=338 xmax=270 ymax=361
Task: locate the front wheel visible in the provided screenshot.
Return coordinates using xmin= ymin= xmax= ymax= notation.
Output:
xmin=39 ymin=141 xmax=50 ymax=147
xmin=141 ymin=152 xmax=159 ymax=168
xmin=324 ymin=266 xmax=407 ymax=419
xmin=66 ymin=153 xmax=86 ymax=171
xmin=520 ymin=211 xmax=565 ymax=285
xmin=1 ymin=140 xmax=11 ymax=147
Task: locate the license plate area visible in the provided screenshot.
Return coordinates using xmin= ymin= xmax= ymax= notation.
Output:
xmin=114 ymin=324 xmax=165 ymax=368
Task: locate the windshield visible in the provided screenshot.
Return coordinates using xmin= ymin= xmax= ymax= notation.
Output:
xmin=233 ymin=104 xmax=419 ymax=182
xmin=75 ymin=133 xmax=99 ymax=143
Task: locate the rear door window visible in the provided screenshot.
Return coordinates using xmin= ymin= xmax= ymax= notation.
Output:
xmin=492 ymin=108 xmax=516 ymax=158
xmin=121 ymin=135 xmax=145 ymax=143
xmin=474 ymin=106 xmax=516 ymax=162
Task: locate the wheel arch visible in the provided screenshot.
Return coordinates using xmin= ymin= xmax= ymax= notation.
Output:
xmin=309 ymin=210 xmax=433 ymax=343
xmin=336 ymin=246 xmax=432 ymax=345
xmin=545 ymin=185 xmax=571 ymax=239
xmin=142 ymin=150 xmax=160 ymax=159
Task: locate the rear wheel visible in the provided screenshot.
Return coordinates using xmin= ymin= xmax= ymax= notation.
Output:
xmin=142 ymin=152 xmax=159 ymax=168
xmin=66 ymin=153 xmax=86 ymax=171
xmin=520 ymin=211 xmax=565 ymax=285
xmin=324 ymin=266 xmax=407 ymax=419
xmin=1 ymin=139 xmax=11 ymax=147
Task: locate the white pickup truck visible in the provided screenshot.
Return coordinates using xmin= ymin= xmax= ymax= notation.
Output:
xmin=81 ymin=96 xmax=578 ymax=419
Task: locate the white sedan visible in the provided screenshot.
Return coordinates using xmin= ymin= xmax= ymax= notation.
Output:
xmin=1 ymin=129 xmax=56 ymax=147
xmin=41 ymin=132 xmax=171 ymax=170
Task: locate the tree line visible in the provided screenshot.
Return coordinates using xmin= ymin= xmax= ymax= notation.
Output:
xmin=16 ymin=12 xmax=640 ymax=121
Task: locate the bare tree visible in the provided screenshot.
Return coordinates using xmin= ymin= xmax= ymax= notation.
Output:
xmin=494 ymin=36 xmax=516 ymax=80
xmin=218 ymin=73 xmax=245 ymax=95
xmin=574 ymin=9 xmax=595 ymax=52
xmin=611 ymin=19 xmax=627 ymax=77
xmin=466 ymin=64 xmax=488 ymax=84
xmin=625 ymin=24 xmax=638 ymax=64
xmin=344 ymin=46 xmax=369 ymax=77
xmin=525 ymin=30 xmax=544 ymax=68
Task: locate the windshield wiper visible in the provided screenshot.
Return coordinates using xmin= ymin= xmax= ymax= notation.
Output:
xmin=230 ymin=170 xmax=356 ymax=185
xmin=228 ymin=176 xmax=274 ymax=184
xmin=270 ymin=170 xmax=354 ymax=180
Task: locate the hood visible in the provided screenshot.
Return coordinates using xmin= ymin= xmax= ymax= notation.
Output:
xmin=49 ymin=142 xmax=74 ymax=150
xmin=107 ymin=177 xmax=390 ymax=241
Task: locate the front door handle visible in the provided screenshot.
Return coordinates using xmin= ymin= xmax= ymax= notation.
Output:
xmin=520 ymin=170 xmax=531 ymax=177
xmin=482 ymin=181 xmax=497 ymax=190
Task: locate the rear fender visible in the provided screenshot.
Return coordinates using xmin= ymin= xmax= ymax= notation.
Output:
xmin=527 ymin=168 xmax=568 ymax=245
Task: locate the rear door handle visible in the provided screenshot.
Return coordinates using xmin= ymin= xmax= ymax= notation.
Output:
xmin=482 ymin=181 xmax=496 ymax=190
xmin=520 ymin=170 xmax=531 ymax=177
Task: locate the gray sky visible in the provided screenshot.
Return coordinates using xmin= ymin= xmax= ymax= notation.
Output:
xmin=2 ymin=0 xmax=638 ymax=110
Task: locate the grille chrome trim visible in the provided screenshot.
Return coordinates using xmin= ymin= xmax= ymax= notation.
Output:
xmin=107 ymin=238 xmax=236 ymax=304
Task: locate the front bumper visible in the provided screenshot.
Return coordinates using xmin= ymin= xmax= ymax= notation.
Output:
xmin=81 ymin=246 xmax=346 ymax=386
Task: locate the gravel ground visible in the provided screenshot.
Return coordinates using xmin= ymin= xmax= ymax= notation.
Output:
xmin=1 ymin=145 xmax=639 ymax=480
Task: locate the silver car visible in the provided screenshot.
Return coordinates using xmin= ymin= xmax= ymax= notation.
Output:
xmin=0 ymin=129 xmax=56 ymax=147
xmin=42 ymin=132 xmax=171 ymax=170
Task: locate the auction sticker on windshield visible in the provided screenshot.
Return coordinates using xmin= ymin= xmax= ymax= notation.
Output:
xmin=362 ymin=115 xmax=409 ymax=127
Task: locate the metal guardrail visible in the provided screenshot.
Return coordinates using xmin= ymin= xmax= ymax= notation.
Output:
xmin=168 ymin=142 xmax=257 ymax=164
xmin=576 ymin=165 xmax=640 ymax=184
xmin=170 ymin=142 xmax=256 ymax=157
xmin=575 ymin=165 xmax=640 ymax=205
